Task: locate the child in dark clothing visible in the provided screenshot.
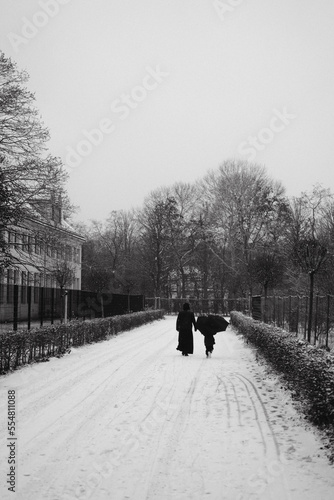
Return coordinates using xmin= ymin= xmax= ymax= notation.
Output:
xmin=196 ymin=315 xmax=228 ymax=357
xmin=203 ymin=332 xmax=215 ymax=357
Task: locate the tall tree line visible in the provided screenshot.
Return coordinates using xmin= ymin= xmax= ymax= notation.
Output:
xmin=81 ymin=161 xmax=334 ymax=301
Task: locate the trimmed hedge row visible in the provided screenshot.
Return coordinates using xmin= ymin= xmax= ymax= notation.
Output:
xmin=0 ymin=309 xmax=165 ymax=374
xmin=230 ymin=311 xmax=334 ymax=428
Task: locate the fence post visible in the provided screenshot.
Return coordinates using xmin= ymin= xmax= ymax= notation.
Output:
xmin=40 ymin=287 xmax=44 ymax=327
xmin=64 ymin=291 xmax=68 ymax=324
xmin=68 ymin=289 xmax=73 ymax=320
xmin=51 ymin=288 xmax=55 ymax=325
xmin=27 ymin=286 xmax=32 ymax=330
xmin=326 ymin=295 xmax=330 ymax=349
xmin=263 ymin=294 xmax=267 ymax=323
xmin=13 ymin=285 xmax=18 ymax=331
xmin=277 ymin=297 xmax=281 ymax=327
xmin=273 ymin=296 xmax=276 ymax=324
xmin=314 ymin=295 xmax=319 ymax=345
xmin=304 ymin=296 xmax=308 ymax=339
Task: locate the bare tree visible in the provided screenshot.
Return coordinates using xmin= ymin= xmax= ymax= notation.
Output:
xmin=288 ymin=186 xmax=332 ymax=342
xmin=81 ymin=210 xmax=140 ymax=294
xmin=50 ymin=261 xmax=75 ymax=290
xmin=203 ymin=160 xmax=289 ymax=297
xmin=0 ymin=51 xmax=69 ymax=268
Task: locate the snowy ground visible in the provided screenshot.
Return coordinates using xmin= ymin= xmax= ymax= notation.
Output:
xmin=1 ymin=316 xmax=334 ymax=500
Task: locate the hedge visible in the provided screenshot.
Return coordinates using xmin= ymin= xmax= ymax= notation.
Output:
xmin=230 ymin=311 xmax=334 ymax=430
xmin=0 ymin=309 xmax=165 ymax=374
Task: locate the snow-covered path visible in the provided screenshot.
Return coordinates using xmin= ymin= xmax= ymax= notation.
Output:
xmin=1 ymin=316 xmax=334 ymax=500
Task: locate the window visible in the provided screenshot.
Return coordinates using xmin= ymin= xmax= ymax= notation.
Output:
xmin=13 ymin=270 xmax=19 ymax=284
xmin=28 ymin=235 xmax=33 ymax=253
xmin=34 ymin=273 xmax=40 ymax=287
xmin=65 ymin=245 xmax=71 ymax=262
xmin=14 ymin=232 xmax=21 ymax=250
xmin=75 ymin=248 xmax=81 ymax=263
xmin=21 ymin=271 xmax=27 ymax=286
xmin=22 ymin=234 xmax=29 ymax=252
xmin=7 ymin=269 xmax=13 ymax=284
xmin=35 ymin=236 xmax=40 ymax=255
xmin=75 ymin=247 xmax=81 ymax=263
xmin=8 ymin=231 xmax=14 ymax=248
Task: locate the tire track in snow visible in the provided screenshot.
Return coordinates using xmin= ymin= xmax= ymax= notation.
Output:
xmin=229 ymin=377 xmax=242 ymax=427
xmin=139 ymin=370 xmax=204 ymax=500
xmin=216 ymin=375 xmax=231 ymax=428
xmin=83 ymin=352 xmax=202 ymax=500
xmin=232 ymin=373 xmax=269 ymax=456
xmin=234 ymin=373 xmax=281 ymax=458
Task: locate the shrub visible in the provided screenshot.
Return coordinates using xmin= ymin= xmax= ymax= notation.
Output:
xmin=230 ymin=311 xmax=334 ymax=429
xmin=0 ymin=309 xmax=165 ymax=374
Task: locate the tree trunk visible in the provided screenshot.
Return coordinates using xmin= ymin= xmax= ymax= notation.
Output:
xmin=307 ymin=271 xmax=314 ymax=343
xmin=263 ymin=282 xmax=268 ymax=323
xmin=180 ymin=268 xmax=186 ymax=297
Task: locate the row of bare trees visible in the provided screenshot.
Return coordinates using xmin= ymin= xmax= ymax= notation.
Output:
xmin=81 ymin=161 xmax=334 ymax=327
xmin=0 ymin=51 xmax=78 ymax=287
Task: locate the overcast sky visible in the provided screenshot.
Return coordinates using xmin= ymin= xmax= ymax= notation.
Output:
xmin=1 ymin=0 xmax=334 ymax=223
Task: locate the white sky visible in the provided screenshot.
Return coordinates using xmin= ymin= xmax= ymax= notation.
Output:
xmin=1 ymin=0 xmax=334 ymax=222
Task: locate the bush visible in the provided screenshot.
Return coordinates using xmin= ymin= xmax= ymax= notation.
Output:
xmin=230 ymin=311 xmax=334 ymax=429
xmin=0 ymin=309 xmax=165 ymax=374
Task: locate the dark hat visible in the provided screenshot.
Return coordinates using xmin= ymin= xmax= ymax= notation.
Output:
xmin=183 ymin=303 xmax=190 ymax=310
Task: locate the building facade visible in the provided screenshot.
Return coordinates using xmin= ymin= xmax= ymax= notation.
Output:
xmin=1 ymin=198 xmax=84 ymax=290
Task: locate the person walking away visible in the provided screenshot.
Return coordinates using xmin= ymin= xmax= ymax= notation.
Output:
xmin=176 ymin=303 xmax=197 ymax=356
xmin=196 ymin=315 xmax=229 ymax=358
xmin=203 ymin=332 xmax=215 ymax=357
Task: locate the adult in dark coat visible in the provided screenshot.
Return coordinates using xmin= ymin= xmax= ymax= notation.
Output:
xmin=176 ymin=303 xmax=197 ymax=356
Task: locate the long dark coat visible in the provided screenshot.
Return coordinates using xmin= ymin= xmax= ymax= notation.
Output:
xmin=176 ymin=310 xmax=196 ymax=354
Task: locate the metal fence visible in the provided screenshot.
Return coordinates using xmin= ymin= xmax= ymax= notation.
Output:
xmin=251 ymin=294 xmax=334 ymax=349
xmin=145 ymin=297 xmax=250 ymax=316
xmin=0 ymin=283 xmax=145 ymax=331
xmin=146 ymin=294 xmax=334 ymax=349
